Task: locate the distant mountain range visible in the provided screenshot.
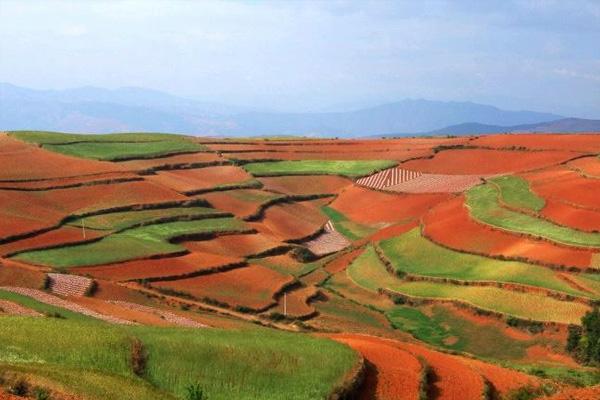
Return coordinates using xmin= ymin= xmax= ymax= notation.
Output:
xmin=1 ymin=82 xmax=597 ymax=137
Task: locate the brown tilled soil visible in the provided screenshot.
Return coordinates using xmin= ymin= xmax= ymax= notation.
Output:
xmin=0 ymin=299 xmax=42 ymax=316
xmin=471 ymin=133 xmax=600 ymax=153
xmin=259 ymin=175 xmax=352 ymax=195
xmin=182 ymin=233 xmax=282 ymax=257
xmin=146 ymin=165 xmax=253 ymax=193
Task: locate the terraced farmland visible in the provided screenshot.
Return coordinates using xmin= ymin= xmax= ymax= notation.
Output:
xmin=3 ymin=131 xmax=600 ymax=399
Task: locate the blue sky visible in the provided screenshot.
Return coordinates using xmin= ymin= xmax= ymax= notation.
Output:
xmin=1 ymin=0 xmax=599 ymax=117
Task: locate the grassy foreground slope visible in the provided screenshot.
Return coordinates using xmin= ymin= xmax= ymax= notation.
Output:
xmin=244 ymin=160 xmax=397 ymax=178
xmin=14 ymin=218 xmax=248 ymax=268
xmin=0 ymin=317 xmax=357 ymax=400
xmin=466 ymin=182 xmax=600 ymax=248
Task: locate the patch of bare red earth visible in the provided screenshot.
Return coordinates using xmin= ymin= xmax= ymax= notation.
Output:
xmin=525 ymin=168 xmax=600 ymax=211
xmin=224 ymin=149 xmax=433 ymax=161
xmin=259 ymin=175 xmax=352 ymax=195
xmin=324 ymin=248 xmax=365 ymax=274
xmin=0 ymin=180 xmax=186 ymax=240
xmin=200 ymin=189 xmax=275 ymax=219
xmin=183 ymin=233 xmax=282 ymax=257
xmin=145 ymin=165 xmax=253 ymax=193
xmin=423 ymin=196 xmax=595 ymax=270
xmin=330 ymin=185 xmax=451 ymax=225
xmin=0 ymin=226 xmax=106 ymax=257
xmin=71 ymin=252 xmax=242 ymax=281
xmin=0 ymin=171 xmax=140 ymax=190
xmin=541 ymin=198 xmax=600 ymax=232
xmin=251 ymin=199 xmax=329 ymax=242
xmin=402 ymin=148 xmax=580 ymax=174
xmin=471 ymin=133 xmax=600 ymax=152
xmin=151 ymin=264 xmax=294 ymax=311
xmin=544 ymin=385 xmax=600 ymax=400
xmin=567 ymin=156 xmax=600 ymax=178
xmin=116 ymin=152 xmax=223 ymax=171
xmin=0 ymin=133 xmax=123 ymax=181
xmin=272 ymin=285 xmax=319 ymax=318
xmin=332 ymin=334 xmax=538 ymax=400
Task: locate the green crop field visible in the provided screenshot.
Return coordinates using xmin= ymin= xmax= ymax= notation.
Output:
xmin=345 ymin=245 xmax=397 ymax=292
xmin=0 ymin=289 xmax=97 ymax=322
xmin=491 ymin=175 xmax=545 ymax=212
xmin=43 ymin=141 xmax=205 ymax=161
xmin=321 ymin=206 xmax=377 ymax=240
xmin=0 ymin=317 xmax=358 ymax=400
xmin=10 ymin=131 xmax=206 ymax=161
xmin=385 ymin=305 xmax=545 ymax=360
xmin=466 ymin=182 xmax=600 ymax=248
xmin=13 ymin=218 xmax=248 ymax=268
xmin=68 ymin=207 xmax=223 ymax=231
xmin=379 ymin=228 xmax=594 ymax=298
xmin=385 ymin=281 xmax=589 ymax=324
xmin=10 ymin=131 xmax=190 ymax=144
xmin=244 ymin=160 xmax=397 ymax=178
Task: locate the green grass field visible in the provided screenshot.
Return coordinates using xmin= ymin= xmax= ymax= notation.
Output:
xmin=10 ymin=131 xmax=189 ymax=144
xmin=43 ymin=141 xmax=205 ymax=161
xmin=244 ymin=160 xmax=397 ymax=178
xmin=0 ymin=289 xmax=97 ymax=322
xmin=13 ymin=218 xmax=248 ymax=268
xmin=0 ymin=317 xmax=358 ymax=400
xmin=466 ymin=182 xmax=600 ymax=248
xmin=68 ymin=207 xmax=223 ymax=231
xmin=385 ymin=305 xmax=541 ymax=360
xmin=345 ymin=245 xmax=396 ymax=292
xmin=491 ymin=175 xmax=545 ymax=212
xmin=385 ymin=281 xmax=589 ymax=324
xmin=379 ymin=228 xmax=594 ymax=298
xmin=321 ymin=206 xmax=377 ymax=240
xmin=10 ymin=131 xmax=206 ymax=161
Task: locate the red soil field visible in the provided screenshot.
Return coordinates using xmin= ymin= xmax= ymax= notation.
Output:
xmin=0 ymin=261 xmax=46 ymax=287
xmin=0 ymin=180 xmax=185 ymax=240
xmin=331 ymin=335 xmax=422 ymax=400
xmin=0 ymin=226 xmax=106 ymax=257
xmin=422 ymin=196 xmax=594 ymax=270
xmin=386 ymin=173 xmax=485 ymax=193
xmin=402 ymin=148 xmax=579 ymax=174
xmin=324 ymin=248 xmax=364 ymax=274
xmin=254 ymin=199 xmax=329 ymax=241
xmin=471 ymin=133 xmax=600 ymax=153
xmin=0 ymin=171 xmax=140 ymax=190
xmin=272 ymin=285 xmax=318 ymax=318
xmin=544 ymin=385 xmax=600 ymax=400
xmin=0 ymin=133 xmax=123 ymax=181
xmin=116 ymin=151 xmax=223 ymax=171
xmin=364 ymin=221 xmax=419 ymax=243
xmin=182 ymin=233 xmax=282 ymax=257
xmin=151 ymin=264 xmax=294 ymax=311
xmin=146 ymin=165 xmax=253 ymax=194
xmin=461 ymin=358 xmax=540 ymax=395
xmin=330 ymin=185 xmax=451 ymax=224
xmin=224 ymin=149 xmax=431 ymax=161
xmin=541 ymin=198 xmax=600 ymax=232
xmin=71 ymin=251 xmax=242 ymax=281
xmin=201 ymin=189 xmax=276 ymax=219
xmin=259 ymin=175 xmax=352 ymax=195
xmin=525 ymin=168 xmax=600 ymax=211
xmin=204 ymin=137 xmax=470 ymax=153
xmin=567 ymin=156 xmax=600 ymax=178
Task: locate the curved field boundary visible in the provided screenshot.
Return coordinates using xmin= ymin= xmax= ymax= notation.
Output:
xmin=0 ymin=299 xmax=42 ymax=316
xmin=271 ymin=285 xmax=321 ymax=320
xmin=243 ymin=160 xmax=398 ymax=179
xmin=125 ymin=159 xmax=229 ymax=174
xmin=329 ymin=334 xmax=423 ymax=400
xmin=243 ymin=193 xmax=334 ymax=222
xmin=0 ymin=286 xmax=135 ymax=324
xmin=466 ymin=182 xmax=600 ymax=249
xmin=107 ymin=300 xmax=207 ymax=328
xmin=379 ymin=288 xmax=580 ymax=328
xmin=0 ymin=174 xmax=143 ymax=191
xmin=421 ymin=196 xmax=596 ymax=271
xmin=540 ymin=198 xmax=600 ymax=233
xmin=566 ymin=156 xmax=600 ymax=179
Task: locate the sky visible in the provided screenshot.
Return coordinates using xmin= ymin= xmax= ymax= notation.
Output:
xmin=1 ymin=0 xmax=599 ymax=117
